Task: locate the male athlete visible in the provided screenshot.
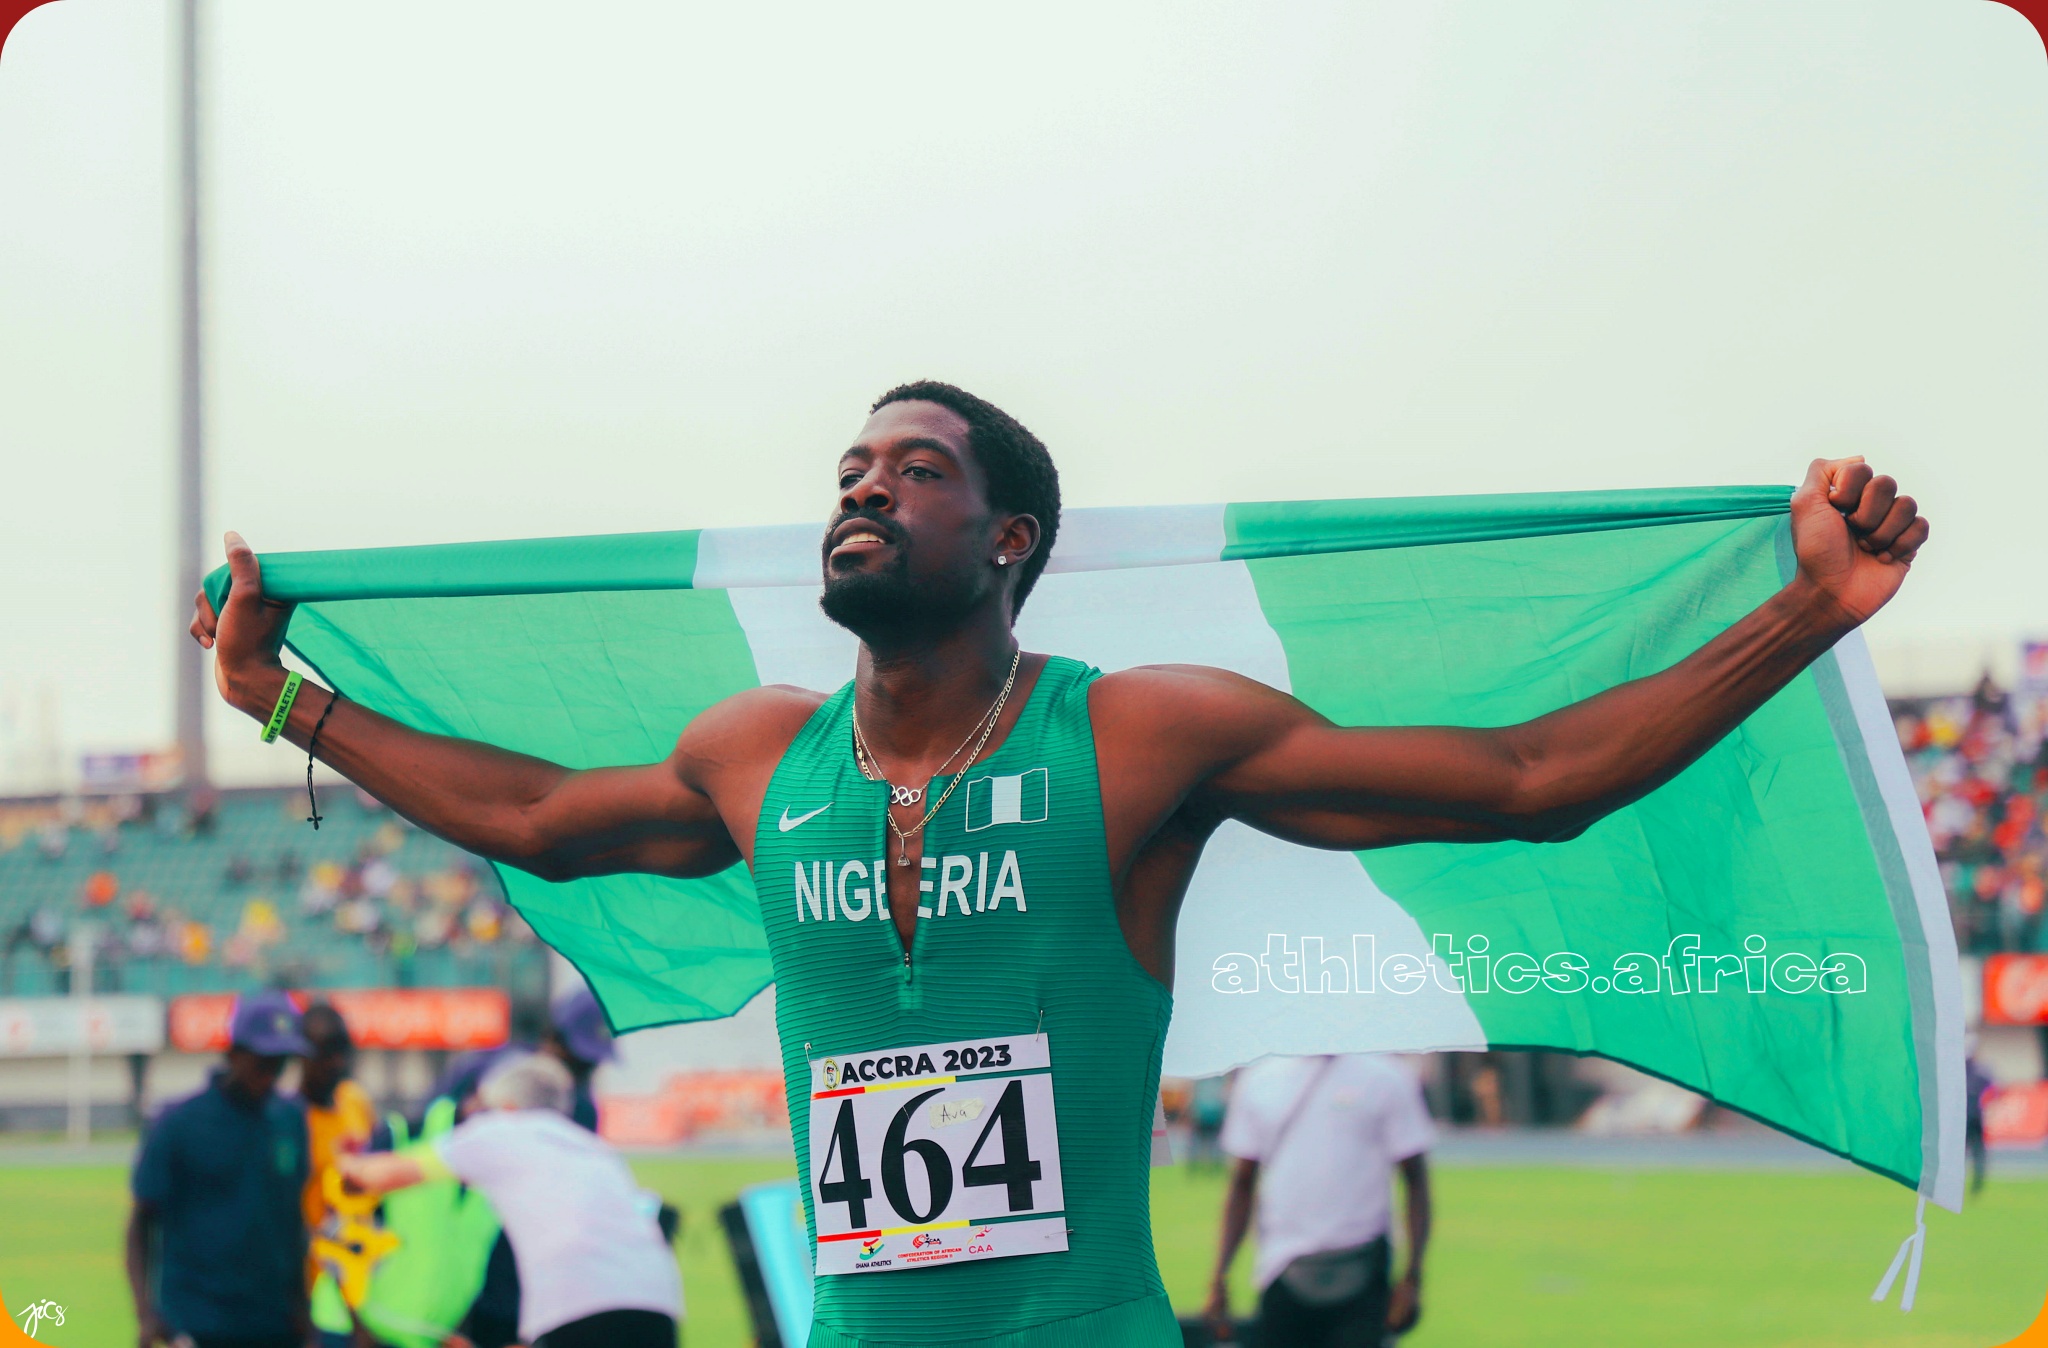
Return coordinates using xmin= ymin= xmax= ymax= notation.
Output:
xmin=193 ymin=380 xmax=1927 ymax=1347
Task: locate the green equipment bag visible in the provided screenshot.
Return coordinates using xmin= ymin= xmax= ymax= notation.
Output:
xmin=347 ymin=1099 xmax=505 ymax=1348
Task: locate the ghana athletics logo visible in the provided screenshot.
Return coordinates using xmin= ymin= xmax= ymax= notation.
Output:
xmin=856 ymin=1237 xmax=886 ymax=1262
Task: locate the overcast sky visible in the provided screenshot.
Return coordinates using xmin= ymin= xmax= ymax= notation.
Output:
xmin=1 ymin=0 xmax=2043 ymax=786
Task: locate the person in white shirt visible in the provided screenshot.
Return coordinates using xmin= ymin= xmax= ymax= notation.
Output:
xmin=1205 ymin=1055 xmax=1434 ymax=1347
xmin=340 ymin=1053 xmax=682 ymax=1348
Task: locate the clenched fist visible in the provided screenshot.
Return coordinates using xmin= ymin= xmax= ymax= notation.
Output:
xmin=1790 ymin=456 xmax=1929 ymax=626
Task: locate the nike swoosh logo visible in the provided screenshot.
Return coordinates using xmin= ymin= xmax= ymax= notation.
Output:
xmin=779 ymin=803 xmax=832 ymax=832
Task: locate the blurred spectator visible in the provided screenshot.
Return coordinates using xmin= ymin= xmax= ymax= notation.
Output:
xmin=28 ymin=903 xmax=63 ymax=951
xmin=127 ymin=916 xmax=165 ymax=961
xmin=362 ymin=856 xmax=398 ymax=900
xmin=339 ymin=1054 xmax=681 ymax=1348
xmin=128 ymin=991 xmax=312 ymax=1348
xmin=1966 ymin=1051 xmax=1992 ymax=1196
xmin=295 ymin=1003 xmax=377 ymax=1348
xmin=544 ymin=986 xmax=618 ymax=1123
xmin=439 ymin=988 xmax=613 ymax=1136
xmin=1209 ymin=1055 xmax=1433 ymax=1348
xmin=1893 ymin=673 xmax=2048 ymax=953
xmin=1187 ymin=1074 xmax=1231 ymax=1173
xmin=183 ymin=789 xmax=219 ymax=837
xmin=435 ymin=987 xmax=618 ymax=1348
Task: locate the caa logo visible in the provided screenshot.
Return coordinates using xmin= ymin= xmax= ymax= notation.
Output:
xmin=912 ymin=1232 xmax=945 ymax=1249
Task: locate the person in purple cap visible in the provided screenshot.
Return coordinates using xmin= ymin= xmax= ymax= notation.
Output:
xmin=127 ymin=990 xmax=313 ymax=1348
xmin=541 ymin=986 xmax=617 ymax=1127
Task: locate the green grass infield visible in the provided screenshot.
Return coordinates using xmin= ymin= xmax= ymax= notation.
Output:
xmin=2 ymin=1156 xmax=2042 ymax=1346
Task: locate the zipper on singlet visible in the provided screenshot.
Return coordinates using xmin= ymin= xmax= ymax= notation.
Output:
xmin=896 ymin=853 xmax=930 ymax=1004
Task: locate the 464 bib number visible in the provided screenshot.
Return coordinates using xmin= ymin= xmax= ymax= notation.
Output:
xmin=807 ymin=1034 xmax=1067 ymax=1274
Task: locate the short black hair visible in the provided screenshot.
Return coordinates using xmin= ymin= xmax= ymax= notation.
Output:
xmin=871 ymin=380 xmax=1060 ymax=614
xmin=301 ymin=1002 xmax=351 ymax=1052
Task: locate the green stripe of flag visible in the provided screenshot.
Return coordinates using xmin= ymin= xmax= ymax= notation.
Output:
xmin=205 ymin=528 xmax=703 ymax=608
xmin=1222 ymin=485 xmax=1790 ymax=561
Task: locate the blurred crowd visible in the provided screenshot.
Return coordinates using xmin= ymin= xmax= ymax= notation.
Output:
xmin=1893 ymin=674 xmax=2048 ymax=954
xmin=0 ymin=787 xmax=538 ymax=995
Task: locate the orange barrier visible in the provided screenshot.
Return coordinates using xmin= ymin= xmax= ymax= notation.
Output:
xmin=168 ymin=988 xmax=510 ymax=1052
xmin=599 ymin=1070 xmax=787 ymax=1146
xmin=1985 ymin=1081 xmax=2048 ymax=1148
xmin=1984 ymin=954 xmax=2048 ymax=1026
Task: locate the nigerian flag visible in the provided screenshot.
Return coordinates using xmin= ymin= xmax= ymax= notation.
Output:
xmin=207 ymin=485 xmax=1963 ymax=1209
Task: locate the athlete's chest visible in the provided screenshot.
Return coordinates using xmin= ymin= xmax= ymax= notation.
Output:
xmin=760 ymin=726 xmax=1107 ymax=965
xmin=763 ymin=766 xmax=1072 ymax=930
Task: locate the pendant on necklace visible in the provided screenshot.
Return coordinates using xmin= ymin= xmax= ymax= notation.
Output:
xmin=889 ymin=784 xmax=923 ymax=807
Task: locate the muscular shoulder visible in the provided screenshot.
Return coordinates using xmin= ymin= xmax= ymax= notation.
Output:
xmin=1091 ymin=664 xmax=1323 ymax=761
xmin=669 ymin=684 xmax=830 ymax=785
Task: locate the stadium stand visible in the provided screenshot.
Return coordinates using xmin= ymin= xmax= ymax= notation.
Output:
xmin=1892 ymin=676 xmax=2048 ymax=955
xmin=0 ymin=785 xmax=547 ymax=998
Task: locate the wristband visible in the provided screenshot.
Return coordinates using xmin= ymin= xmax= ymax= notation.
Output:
xmin=260 ymin=670 xmax=304 ymax=743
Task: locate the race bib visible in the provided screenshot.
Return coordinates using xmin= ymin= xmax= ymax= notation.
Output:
xmin=808 ymin=1034 xmax=1067 ymax=1275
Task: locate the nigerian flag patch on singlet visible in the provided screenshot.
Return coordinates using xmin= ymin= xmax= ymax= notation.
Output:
xmin=209 ymin=485 xmax=1965 ymax=1213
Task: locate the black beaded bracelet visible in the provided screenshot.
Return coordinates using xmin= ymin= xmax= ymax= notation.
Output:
xmin=306 ymin=690 xmax=340 ymax=829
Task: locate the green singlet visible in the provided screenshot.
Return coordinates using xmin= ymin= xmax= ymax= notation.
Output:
xmin=754 ymin=656 xmax=1180 ymax=1347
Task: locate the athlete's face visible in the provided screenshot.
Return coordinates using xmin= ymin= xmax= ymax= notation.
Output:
xmin=820 ymin=400 xmax=1023 ymax=637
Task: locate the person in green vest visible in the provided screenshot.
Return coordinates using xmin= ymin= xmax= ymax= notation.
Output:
xmin=191 ymin=381 xmax=1927 ymax=1347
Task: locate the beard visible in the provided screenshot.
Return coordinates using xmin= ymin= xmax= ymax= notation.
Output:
xmin=819 ymin=523 xmax=983 ymax=639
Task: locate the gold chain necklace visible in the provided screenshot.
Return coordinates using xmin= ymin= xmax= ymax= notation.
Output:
xmin=852 ymin=648 xmax=1022 ymax=866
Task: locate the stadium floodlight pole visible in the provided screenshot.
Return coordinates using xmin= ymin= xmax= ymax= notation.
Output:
xmin=172 ymin=0 xmax=210 ymax=794
xmin=67 ymin=924 xmax=96 ymax=1146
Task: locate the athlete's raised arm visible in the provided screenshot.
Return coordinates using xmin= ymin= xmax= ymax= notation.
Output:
xmin=1097 ymin=457 xmax=1927 ymax=855
xmin=190 ymin=533 xmax=797 ymax=881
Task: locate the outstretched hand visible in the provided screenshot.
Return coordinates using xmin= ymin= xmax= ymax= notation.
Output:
xmin=189 ymin=531 xmax=292 ymax=710
xmin=1790 ymin=457 xmax=1929 ymax=626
